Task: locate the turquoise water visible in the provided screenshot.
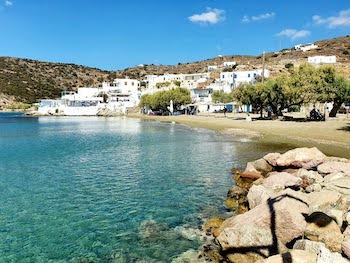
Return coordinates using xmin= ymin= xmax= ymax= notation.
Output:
xmin=0 ymin=113 xmax=287 ymax=262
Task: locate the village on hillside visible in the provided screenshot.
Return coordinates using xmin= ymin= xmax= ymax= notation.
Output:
xmin=35 ymin=41 xmax=348 ymax=119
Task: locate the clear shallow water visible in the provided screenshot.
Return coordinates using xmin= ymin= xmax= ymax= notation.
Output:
xmin=0 ymin=113 xmax=289 ymax=262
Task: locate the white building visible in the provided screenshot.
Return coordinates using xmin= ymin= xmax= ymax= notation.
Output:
xmin=38 ymin=78 xmax=141 ymax=116
xmin=223 ymin=61 xmax=237 ymax=67
xmin=208 ymin=65 xmax=218 ymax=72
xmin=221 ymin=69 xmax=270 ymax=88
xmin=220 ymin=72 xmax=235 ymax=85
xmin=308 ymin=55 xmax=337 ymax=65
xmin=190 ymin=88 xmax=213 ymax=104
xmin=294 ymin=43 xmax=318 ymax=52
xmin=144 ymin=74 xmax=183 ymax=90
xmin=181 ymin=73 xmax=210 ymax=90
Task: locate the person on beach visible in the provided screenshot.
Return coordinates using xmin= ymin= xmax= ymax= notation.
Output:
xmin=223 ymin=107 xmax=227 ymax=117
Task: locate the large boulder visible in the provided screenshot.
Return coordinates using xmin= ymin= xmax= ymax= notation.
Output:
xmin=323 ymin=172 xmax=347 ymax=183
xmin=293 ymin=239 xmax=349 ymax=263
xmin=217 ymin=189 xmax=309 ymax=260
xmin=308 ymin=190 xmax=348 ymax=213
xmin=322 ymin=177 xmax=350 ymax=202
xmin=263 ymin=153 xmax=281 ymax=167
xmin=275 ymin=147 xmax=326 ymax=169
xmin=247 ymin=185 xmax=272 ymax=209
xmin=262 ymin=172 xmax=302 ymax=190
xmin=317 ymin=161 xmax=350 ymax=176
xmin=304 ymin=218 xmax=343 ymax=252
xmin=244 ymin=158 xmax=273 ymax=177
xmin=258 ymin=250 xmax=317 ymax=263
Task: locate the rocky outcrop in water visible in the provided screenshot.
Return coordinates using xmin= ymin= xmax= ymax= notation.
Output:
xmin=209 ymin=147 xmax=350 ymax=263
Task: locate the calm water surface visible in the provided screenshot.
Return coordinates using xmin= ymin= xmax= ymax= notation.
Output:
xmin=0 ymin=113 xmax=290 ymax=262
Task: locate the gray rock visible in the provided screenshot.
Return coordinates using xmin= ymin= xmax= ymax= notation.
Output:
xmin=245 ymin=158 xmax=273 ymax=176
xmin=293 ymin=239 xmax=349 ymax=263
xmin=247 ymin=185 xmax=272 ymax=209
xmin=262 ymin=172 xmax=302 ymax=190
xmin=275 ymin=147 xmax=326 ymax=169
xmin=263 ymin=152 xmax=281 ymax=167
xmin=323 ymin=172 xmax=346 ymax=183
xmin=318 ymin=161 xmax=350 ymax=176
xmin=218 ymin=189 xmax=309 ymax=257
xmin=304 ymin=219 xmax=343 ymax=252
xmin=258 ymin=249 xmax=317 ymax=263
xmin=296 ymin=169 xmax=324 ymax=184
xmin=305 ymin=183 xmax=322 ymax=193
xmin=308 ymin=190 xmax=347 ymax=213
xmin=322 ymin=177 xmax=350 ymax=202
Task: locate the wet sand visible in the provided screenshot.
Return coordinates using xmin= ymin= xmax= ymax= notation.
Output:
xmin=128 ymin=113 xmax=350 ymax=158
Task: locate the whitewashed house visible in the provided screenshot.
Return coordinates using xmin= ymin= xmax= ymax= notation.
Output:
xmin=190 ymin=88 xmax=213 ymax=104
xmin=181 ymin=73 xmax=209 ymax=89
xmin=232 ymin=69 xmax=270 ymax=88
xmin=220 ymin=72 xmax=235 ymax=85
xmin=144 ymin=74 xmax=183 ymax=91
xmin=208 ymin=65 xmax=218 ymax=72
xmin=223 ymin=61 xmax=237 ymax=67
xmin=308 ymin=55 xmax=337 ymax=65
xmin=38 ymin=78 xmax=141 ymax=116
xmin=294 ymin=43 xmax=318 ymax=52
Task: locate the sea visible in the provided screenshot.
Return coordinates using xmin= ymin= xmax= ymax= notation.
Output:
xmin=0 ymin=112 xmax=290 ymax=262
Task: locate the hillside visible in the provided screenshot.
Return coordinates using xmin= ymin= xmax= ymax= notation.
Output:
xmin=112 ymin=36 xmax=350 ymax=79
xmin=0 ymin=57 xmax=110 ymax=106
xmin=0 ymin=35 xmax=349 ymax=107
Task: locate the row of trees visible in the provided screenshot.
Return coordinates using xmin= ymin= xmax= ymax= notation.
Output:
xmin=140 ymin=87 xmax=191 ymax=111
xmin=229 ymin=64 xmax=349 ymax=117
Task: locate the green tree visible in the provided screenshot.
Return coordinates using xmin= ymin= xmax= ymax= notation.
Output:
xmin=212 ymin=90 xmax=233 ymax=103
xmin=316 ymin=66 xmax=350 ymax=117
xmin=140 ymin=88 xmax=191 ymax=111
xmin=233 ymin=83 xmax=265 ymax=117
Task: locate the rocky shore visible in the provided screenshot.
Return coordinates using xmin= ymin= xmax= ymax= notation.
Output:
xmin=198 ymin=147 xmax=350 ymax=263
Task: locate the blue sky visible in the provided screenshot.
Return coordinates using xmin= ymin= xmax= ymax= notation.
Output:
xmin=0 ymin=0 xmax=349 ymax=70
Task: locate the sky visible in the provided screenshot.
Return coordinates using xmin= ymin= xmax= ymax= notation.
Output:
xmin=0 ymin=0 xmax=349 ymax=70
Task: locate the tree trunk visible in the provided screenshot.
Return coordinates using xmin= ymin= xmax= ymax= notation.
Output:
xmin=329 ymin=102 xmax=341 ymax=117
xmin=260 ymin=107 xmax=263 ymax=118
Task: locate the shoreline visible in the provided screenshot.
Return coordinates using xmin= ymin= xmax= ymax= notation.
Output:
xmin=128 ymin=113 xmax=350 ymax=159
xmin=3 ymin=111 xmax=349 ymax=158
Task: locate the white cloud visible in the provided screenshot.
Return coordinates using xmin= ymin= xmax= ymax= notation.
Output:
xmin=4 ymin=0 xmax=12 ymax=6
xmin=312 ymin=9 xmax=350 ymax=28
xmin=188 ymin=8 xmax=225 ymax=25
xmin=277 ymin=29 xmax=310 ymax=40
xmin=242 ymin=12 xmax=275 ymax=23
xmin=242 ymin=15 xmax=250 ymax=23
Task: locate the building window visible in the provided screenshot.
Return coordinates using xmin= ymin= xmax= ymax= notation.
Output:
xmin=234 ymin=74 xmax=237 ymax=78
xmin=248 ymin=74 xmax=250 ymax=78
xmin=125 ymin=82 xmax=127 ymax=85
xmin=132 ymin=82 xmax=134 ymax=86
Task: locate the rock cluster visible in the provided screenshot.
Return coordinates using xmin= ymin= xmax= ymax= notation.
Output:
xmin=215 ymin=147 xmax=350 ymax=263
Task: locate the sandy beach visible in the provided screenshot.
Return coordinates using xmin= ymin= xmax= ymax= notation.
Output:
xmin=129 ymin=113 xmax=350 ymax=158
